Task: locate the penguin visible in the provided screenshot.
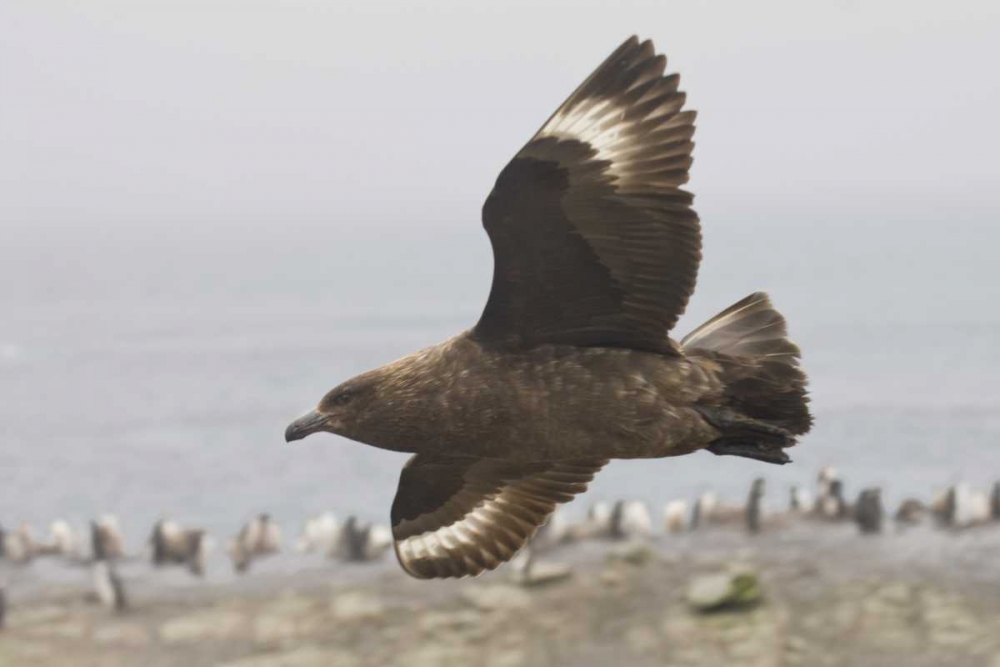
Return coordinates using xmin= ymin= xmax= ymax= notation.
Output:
xmin=332 ymin=517 xmax=391 ymax=562
xmin=228 ymin=514 xmax=282 ymax=573
xmin=853 ymin=488 xmax=884 ymax=535
xmin=789 ymin=486 xmax=814 ymax=514
xmin=94 ymin=515 xmax=124 ymax=559
xmin=663 ymin=500 xmax=689 ymax=534
xmin=295 ymin=512 xmax=340 ymax=554
xmin=90 ymin=521 xmax=127 ymax=612
xmin=150 ymin=520 xmax=211 ymax=577
xmin=0 ymin=523 xmax=35 ymax=564
xmin=746 ymin=478 xmax=766 ymax=534
xmin=185 ymin=530 xmax=211 ymax=577
xmin=815 ymin=479 xmax=849 ymax=520
xmin=936 ymin=483 xmax=990 ymax=529
xmin=990 ymin=482 xmax=1000 ymax=521
xmin=587 ymin=501 xmax=614 ymax=535
xmin=817 ymin=467 xmax=838 ymax=497
xmin=565 ymin=501 xmax=614 ymax=541
xmin=41 ymin=520 xmax=82 ymax=559
xmin=609 ymin=500 xmax=654 ymax=540
xmin=690 ymin=493 xmax=717 ymax=530
xmin=691 ymin=492 xmax=751 ymax=528
xmin=532 ymin=507 xmax=570 ymax=548
xmin=894 ymin=498 xmax=926 ymax=525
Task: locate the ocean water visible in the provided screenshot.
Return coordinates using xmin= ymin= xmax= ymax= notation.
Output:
xmin=3 ymin=203 xmax=1000 ymax=553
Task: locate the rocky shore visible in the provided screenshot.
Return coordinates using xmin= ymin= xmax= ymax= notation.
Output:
xmin=5 ymin=523 xmax=1000 ymax=667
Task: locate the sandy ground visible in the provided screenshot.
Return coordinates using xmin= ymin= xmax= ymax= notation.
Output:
xmin=5 ymin=521 xmax=1000 ymax=667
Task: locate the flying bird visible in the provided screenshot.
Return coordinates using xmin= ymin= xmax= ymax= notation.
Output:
xmin=286 ymin=36 xmax=812 ymax=579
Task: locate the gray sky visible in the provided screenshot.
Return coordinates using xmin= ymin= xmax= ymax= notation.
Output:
xmin=2 ymin=0 xmax=998 ymax=240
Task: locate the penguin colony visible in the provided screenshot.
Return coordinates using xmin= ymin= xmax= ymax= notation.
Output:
xmin=1 ymin=467 xmax=993 ymax=614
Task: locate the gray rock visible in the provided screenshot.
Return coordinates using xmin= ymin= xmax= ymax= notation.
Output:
xmin=608 ymin=542 xmax=657 ymax=566
xmin=686 ymin=569 xmax=762 ymax=612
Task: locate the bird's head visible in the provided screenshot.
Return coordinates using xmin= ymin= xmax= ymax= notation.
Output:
xmin=284 ymin=374 xmax=379 ymax=444
xmin=285 ymin=345 xmax=449 ymax=449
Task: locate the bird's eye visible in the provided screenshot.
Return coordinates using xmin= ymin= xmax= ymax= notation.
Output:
xmin=334 ymin=391 xmax=353 ymax=406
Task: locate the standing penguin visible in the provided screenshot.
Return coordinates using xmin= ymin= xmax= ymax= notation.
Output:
xmin=663 ymin=500 xmax=689 ymax=534
xmin=228 ymin=514 xmax=282 ymax=573
xmin=817 ymin=479 xmax=850 ymax=520
xmin=339 ymin=517 xmax=371 ymax=562
xmin=90 ymin=521 xmax=127 ymax=612
xmin=690 ymin=493 xmax=717 ymax=530
xmin=296 ymin=512 xmax=340 ymax=554
xmin=150 ymin=520 xmax=211 ymax=577
xmin=0 ymin=523 xmax=36 ymax=564
xmin=789 ymin=485 xmax=813 ymax=514
xmin=746 ymin=478 xmax=766 ymax=534
xmin=854 ymin=488 xmax=883 ymax=535
xmin=93 ymin=515 xmax=125 ymax=559
xmin=609 ymin=500 xmax=654 ymax=540
xmin=44 ymin=520 xmax=83 ymax=560
xmin=894 ymin=498 xmax=926 ymax=525
xmin=333 ymin=517 xmax=392 ymax=562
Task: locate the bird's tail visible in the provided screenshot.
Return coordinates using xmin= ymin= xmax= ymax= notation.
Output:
xmin=681 ymin=293 xmax=812 ymax=464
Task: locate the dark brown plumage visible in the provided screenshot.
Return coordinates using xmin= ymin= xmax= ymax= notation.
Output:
xmin=285 ymin=36 xmax=812 ymax=579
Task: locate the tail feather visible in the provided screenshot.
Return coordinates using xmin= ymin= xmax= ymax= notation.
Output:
xmin=684 ymin=292 xmax=812 ymax=439
xmin=681 ymin=292 xmax=800 ymax=361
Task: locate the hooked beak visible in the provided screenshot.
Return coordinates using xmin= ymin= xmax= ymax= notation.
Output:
xmin=285 ymin=410 xmax=328 ymax=443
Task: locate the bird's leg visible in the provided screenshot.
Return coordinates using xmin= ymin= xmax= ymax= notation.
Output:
xmin=706 ymin=439 xmax=791 ymax=465
xmin=697 ymin=407 xmax=793 ymax=439
xmin=697 ymin=407 xmax=794 ymax=465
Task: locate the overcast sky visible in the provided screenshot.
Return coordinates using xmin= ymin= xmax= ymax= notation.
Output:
xmin=2 ymin=0 xmax=998 ymax=242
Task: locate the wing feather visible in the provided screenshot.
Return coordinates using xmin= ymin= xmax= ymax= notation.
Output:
xmin=475 ymin=36 xmax=700 ymax=353
xmin=391 ymin=454 xmax=606 ymax=579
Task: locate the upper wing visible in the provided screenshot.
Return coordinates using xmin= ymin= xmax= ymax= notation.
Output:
xmin=391 ymin=454 xmax=606 ymax=579
xmin=474 ymin=36 xmax=701 ymax=354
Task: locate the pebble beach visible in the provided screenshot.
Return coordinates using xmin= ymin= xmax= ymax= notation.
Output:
xmin=6 ymin=521 xmax=1000 ymax=667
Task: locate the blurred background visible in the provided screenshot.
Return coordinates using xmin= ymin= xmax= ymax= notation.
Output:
xmin=2 ymin=1 xmax=999 ymax=665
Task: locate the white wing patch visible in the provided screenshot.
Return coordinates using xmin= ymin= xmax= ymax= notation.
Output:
xmin=392 ymin=457 xmax=606 ymax=579
xmin=531 ymin=38 xmax=694 ymax=189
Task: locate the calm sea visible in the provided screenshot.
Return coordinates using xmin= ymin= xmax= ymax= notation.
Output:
xmin=3 ymin=205 xmax=999 ymax=553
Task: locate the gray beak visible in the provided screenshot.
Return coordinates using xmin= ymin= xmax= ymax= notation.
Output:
xmin=285 ymin=410 xmax=328 ymax=443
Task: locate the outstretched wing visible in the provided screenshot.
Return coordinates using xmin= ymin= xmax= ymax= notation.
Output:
xmin=475 ymin=36 xmax=701 ymax=354
xmin=391 ymin=454 xmax=606 ymax=579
